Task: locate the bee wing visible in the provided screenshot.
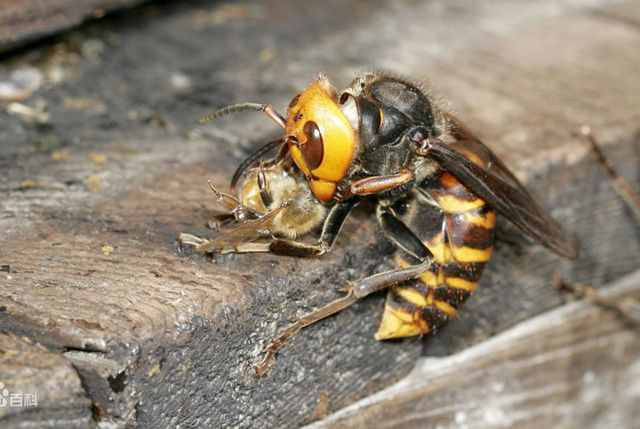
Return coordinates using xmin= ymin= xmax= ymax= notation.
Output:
xmin=194 ymin=207 xmax=284 ymax=253
xmin=426 ymin=130 xmax=579 ymax=259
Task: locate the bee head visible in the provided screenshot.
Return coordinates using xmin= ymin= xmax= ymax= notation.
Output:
xmin=286 ymin=75 xmax=358 ymax=202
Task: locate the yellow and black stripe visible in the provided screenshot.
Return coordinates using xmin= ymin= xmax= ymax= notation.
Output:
xmin=376 ymin=170 xmax=496 ymax=340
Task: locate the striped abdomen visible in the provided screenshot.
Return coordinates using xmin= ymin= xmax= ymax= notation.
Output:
xmin=375 ymin=169 xmax=496 ymax=340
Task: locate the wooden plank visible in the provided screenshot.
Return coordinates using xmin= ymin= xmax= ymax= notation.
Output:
xmin=0 ymin=0 xmax=639 ymax=427
xmin=0 ymin=0 xmax=147 ymax=53
xmin=0 ymin=333 xmax=93 ymax=428
xmin=305 ymin=270 xmax=640 ymax=429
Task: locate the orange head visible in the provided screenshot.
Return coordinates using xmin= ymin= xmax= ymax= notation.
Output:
xmin=285 ymin=75 xmax=358 ymax=202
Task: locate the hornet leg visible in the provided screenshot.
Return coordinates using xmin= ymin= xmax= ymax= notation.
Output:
xmin=256 ymin=205 xmax=432 ymax=376
xmin=338 ymin=169 xmax=414 ymax=200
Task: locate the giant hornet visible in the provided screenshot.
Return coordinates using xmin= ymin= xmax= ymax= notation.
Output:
xmin=181 ymin=72 xmax=579 ymax=375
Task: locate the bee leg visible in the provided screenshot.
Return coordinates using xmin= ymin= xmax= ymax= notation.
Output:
xmin=266 ymin=199 xmax=359 ymax=257
xmin=256 ymin=206 xmax=432 ymax=376
xmin=204 ymin=180 xmax=263 ymax=221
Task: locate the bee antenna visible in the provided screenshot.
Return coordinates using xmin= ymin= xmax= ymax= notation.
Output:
xmin=199 ymin=103 xmax=286 ymax=128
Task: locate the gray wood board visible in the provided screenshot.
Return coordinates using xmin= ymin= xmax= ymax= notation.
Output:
xmin=306 ymin=270 xmax=640 ymax=429
xmin=0 ymin=0 xmax=639 ymax=427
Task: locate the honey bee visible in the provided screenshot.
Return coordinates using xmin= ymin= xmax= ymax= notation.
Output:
xmin=180 ymin=157 xmax=327 ymax=254
xmin=182 ymin=72 xmax=579 ymax=375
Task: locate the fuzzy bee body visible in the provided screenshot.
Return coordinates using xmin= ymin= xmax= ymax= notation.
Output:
xmin=237 ymin=162 xmax=327 ymax=240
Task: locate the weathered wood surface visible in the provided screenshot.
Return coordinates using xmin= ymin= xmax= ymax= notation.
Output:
xmin=306 ymin=270 xmax=640 ymax=429
xmin=0 ymin=0 xmax=147 ymax=54
xmin=0 ymin=333 xmax=93 ymax=428
xmin=0 ymin=0 xmax=639 ymax=427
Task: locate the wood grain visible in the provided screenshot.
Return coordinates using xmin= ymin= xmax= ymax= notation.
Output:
xmin=0 ymin=0 xmax=639 ymax=427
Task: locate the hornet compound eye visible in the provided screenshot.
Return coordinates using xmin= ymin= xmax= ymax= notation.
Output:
xmin=301 ymin=120 xmax=324 ymax=170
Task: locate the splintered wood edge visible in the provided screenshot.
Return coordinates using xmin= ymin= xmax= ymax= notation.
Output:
xmin=306 ymin=269 xmax=640 ymax=428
